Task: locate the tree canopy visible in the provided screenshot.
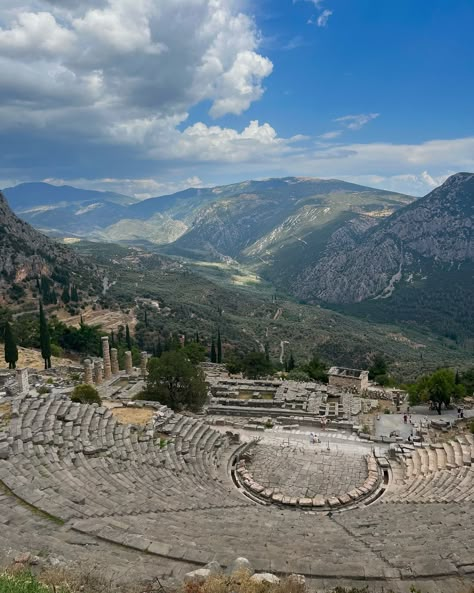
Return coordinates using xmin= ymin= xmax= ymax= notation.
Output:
xmin=407 ymin=368 xmax=466 ymax=413
xmin=139 ymin=350 xmax=208 ymax=412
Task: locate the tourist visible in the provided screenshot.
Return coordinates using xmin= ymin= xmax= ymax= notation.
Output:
xmin=403 ymin=414 xmax=407 ymax=424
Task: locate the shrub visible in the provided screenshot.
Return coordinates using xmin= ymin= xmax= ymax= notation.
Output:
xmin=470 ymin=420 xmax=474 ymax=435
xmin=0 ymin=571 xmax=67 ymax=593
xmin=50 ymin=344 xmax=63 ymax=358
xmin=71 ymin=384 xmax=101 ymax=405
xmin=37 ymin=386 xmax=50 ymax=395
xmin=383 ymin=408 xmax=391 ymax=414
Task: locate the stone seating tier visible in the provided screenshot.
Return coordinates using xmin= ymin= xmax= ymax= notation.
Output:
xmin=383 ymin=436 xmax=474 ymax=503
xmin=0 ymin=394 xmax=246 ymax=522
xmin=1 ymin=393 xmax=473 ymax=584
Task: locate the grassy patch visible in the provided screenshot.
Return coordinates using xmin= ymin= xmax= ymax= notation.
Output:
xmin=0 ymin=571 xmax=66 ymax=593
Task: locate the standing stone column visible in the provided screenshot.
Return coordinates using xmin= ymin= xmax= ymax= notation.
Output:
xmin=94 ymin=361 xmax=103 ymax=385
xmin=125 ymin=351 xmax=133 ymax=375
xmin=16 ymin=369 xmax=29 ymax=395
xmin=83 ymin=359 xmax=93 ymax=385
xmin=110 ymin=348 xmax=119 ymax=375
xmin=101 ymin=336 xmax=112 ymax=380
xmin=140 ymin=351 xmax=148 ymax=377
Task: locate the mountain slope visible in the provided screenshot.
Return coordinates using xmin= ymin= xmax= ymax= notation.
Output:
xmin=4 ymin=182 xmax=136 ymax=209
xmin=0 ymin=191 xmax=101 ymax=304
xmin=293 ymin=173 xmax=474 ymax=342
xmin=3 ymin=182 xmax=137 ymax=236
xmin=165 ymin=177 xmax=413 ymax=261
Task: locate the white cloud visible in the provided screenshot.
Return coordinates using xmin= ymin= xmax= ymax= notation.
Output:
xmin=0 ymin=0 xmax=273 ymax=135
xmin=334 ymin=113 xmax=380 ymax=130
xmin=317 ymin=9 xmax=333 ymax=27
xmin=0 ymin=11 xmax=76 ymax=56
xmin=43 ymin=176 xmax=206 ymax=200
xmin=318 ymin=130 xmax=342 ymax=139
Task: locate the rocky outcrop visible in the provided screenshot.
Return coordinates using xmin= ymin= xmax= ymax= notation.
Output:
xmin=295 ymin=173 xmax=474 ymax=303
xmin=0 ymin=191 xmax=100 ymax=297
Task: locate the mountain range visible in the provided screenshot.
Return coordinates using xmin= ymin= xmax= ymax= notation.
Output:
xmin=3 ymin=173 xmax=473 ymax=344
xmin=1 ymin=180 xmax=472 ymax=374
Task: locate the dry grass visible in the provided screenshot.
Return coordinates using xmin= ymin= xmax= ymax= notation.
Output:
xmin=110 ymin=407 xmax=154 ymax=426
xmin=0 ymin=346 xmax=75 ymax=370
xmin=182 ymin=569 xmax=306 ymax=593
xmin=0 ymin=402 xmax=12 ymax=423
xmin=56 ymin=306 xmax=136 ymax=332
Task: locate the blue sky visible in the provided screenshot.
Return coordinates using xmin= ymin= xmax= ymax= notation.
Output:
xmin=0 ymin=0 xmax=473 ymax=198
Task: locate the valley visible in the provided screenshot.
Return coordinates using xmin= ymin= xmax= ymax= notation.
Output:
xmin=1 ymin=172 xmax=473 ymax=378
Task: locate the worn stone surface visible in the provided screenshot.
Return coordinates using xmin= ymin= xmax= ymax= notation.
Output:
xmin=247 ymin=443 xmax=368 ymax=497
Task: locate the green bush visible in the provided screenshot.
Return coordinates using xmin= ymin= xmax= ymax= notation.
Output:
xmin=50 ymin=344 xmax=63 ymax=358
xmin=37 ymin=386 xmax=50 ymax=395
xmin=71 ymin=384 xmax=101 ymax=405
xmin=0 ymin=571 xmax=66 ymax=593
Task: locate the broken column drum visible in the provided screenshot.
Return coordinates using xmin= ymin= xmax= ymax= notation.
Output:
xmin=110 ymin=348 xmax=119 ymax=375
xmin=93 ymin=361 xmax=103 ymax=385
xmin=140 ymin=351 xmax=148 ymax=377
xmin=83 ymin=359 xmax=93 ymax=385
xmin=101 ymin=336 xmax=112 ymax=380
xmin=125 ymin=351 xmax=133 ymax=375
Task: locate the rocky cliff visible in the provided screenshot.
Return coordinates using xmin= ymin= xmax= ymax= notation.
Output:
xmin=0 ymin=191 xmax=100 ymax=301
xmin=295 ymin=172 xmax=474 ymax=303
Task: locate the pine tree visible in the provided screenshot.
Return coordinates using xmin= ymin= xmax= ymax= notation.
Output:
xmin=217 ymin=328 xmax=222 ymax=363
xmin=210 ymin=337 xmax=217 ymax=363
xmin=4 ymin=321 xmax=18 ymax=369
xmin=39 ymin=302 xmax=52 ymax=369
xmin=125 ymin=324 xmax=132 ymax=350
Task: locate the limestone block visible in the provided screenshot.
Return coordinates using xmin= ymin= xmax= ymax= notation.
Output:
xmin=184 ymin=568 xmax=212 ymax=583
xmin=250 ymin=573 xmax=280 ymax=584
xmin=228 ymin=557 xmax=254 ymax=575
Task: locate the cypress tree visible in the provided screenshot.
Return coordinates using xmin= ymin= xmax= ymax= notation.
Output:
xmin=4 ymin=321 xmax=18 ymax=369
xmin=217 ymin=328 xmax=222 ymax=363
xmin=62 ymin=285 xmax=70 ymax=304
xmin=264 ymin=342 xmax=270 ymax=363
xmin=156 ymin=338 xmax=163 ymax=357
xmin=144 ymin=309 xmax=148 ymax=327
xmin=210 ymin=337 xmax=217 ymax=363
xmin=110 ymin=330 xmax=116 ymax=348
xmin=195 ymin=332 xmax=200 ymax=343
xmin=39 ymin=302 xmax=52 ymax=369
xmin=288 ymin=352 xmax=295 ymax=371
xmin=125 ymin=324 xmax=132 ymax=350
xmin=455 ymin=370 xmax=461 ymax=385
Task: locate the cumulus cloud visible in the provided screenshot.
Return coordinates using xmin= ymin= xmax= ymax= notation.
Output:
xmin=0 ymin=0 xmax=273 ymax=137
